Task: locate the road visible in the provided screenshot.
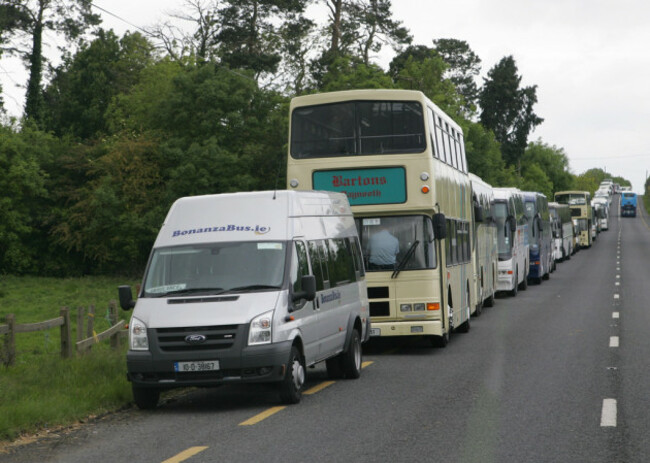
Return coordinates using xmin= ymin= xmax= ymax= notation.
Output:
xmin=3 ymin=198 xmax=650 ymax=463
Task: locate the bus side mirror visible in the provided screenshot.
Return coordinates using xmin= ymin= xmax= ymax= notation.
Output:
xmin=433 ymin=213 xmax=447 ymax=240
xmin=292 ymin=275 xmax=316 ymax=303
xmin=508 ymin=216 xmax=517 ymax=233
xmin=118 ymin=285 xmax=136 ymax=311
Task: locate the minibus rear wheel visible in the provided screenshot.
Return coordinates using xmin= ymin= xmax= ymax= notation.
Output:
xmin=340 ymin=329 xmax=362 ymax=379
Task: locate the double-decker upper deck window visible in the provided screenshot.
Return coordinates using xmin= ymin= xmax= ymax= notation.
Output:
xmin=291 ymin=101 xmax=426 ymax=158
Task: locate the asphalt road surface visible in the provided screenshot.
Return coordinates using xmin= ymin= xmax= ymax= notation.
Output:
xmin=3 ymin=197 xmax=649 ymax=463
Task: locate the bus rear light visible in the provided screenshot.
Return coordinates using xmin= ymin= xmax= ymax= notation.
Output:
xmin=289 ymin=178 xmax=299 ymax=188
xmin=421 ymin=185 xmax=430 ymax=194
xmin=427 ymin=303 xmax=440 ymax=311
xmin=507 ymin=270 xmax=513 ymax=275
xmin=534 ymin=261 xmax=540 ymax=265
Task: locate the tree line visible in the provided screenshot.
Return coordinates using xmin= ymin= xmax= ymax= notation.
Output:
xmin=0 ymin=0 xmax=632 ymax=277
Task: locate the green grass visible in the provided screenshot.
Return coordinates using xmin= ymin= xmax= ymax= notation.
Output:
xmin=0 ymin=276 xmax=139 ymax=442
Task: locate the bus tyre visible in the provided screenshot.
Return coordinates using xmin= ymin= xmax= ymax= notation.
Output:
xmin=431 ymin=332 xmax=449 ymax=348
xmin=132 ymin=386 xmax=160 ymax=410
xmin=340 ymin=329 xmax=362 ymax=379
xmin=510 ymin=270 xmax=518 ymax=297
xmin=279 ymin=346 xmax=305 ymax=404
xmin=484 ymin=291 xmax=495 ymax=308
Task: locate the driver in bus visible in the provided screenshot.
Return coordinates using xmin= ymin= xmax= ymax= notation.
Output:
xmin=368 ymin=225 xmax=399 ymax=270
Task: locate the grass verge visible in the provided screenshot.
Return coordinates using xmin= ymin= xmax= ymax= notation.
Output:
xmin=0 ymin=275 xmax=139 ymax=442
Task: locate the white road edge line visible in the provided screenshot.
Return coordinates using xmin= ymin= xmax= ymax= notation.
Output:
xmin=601 ymin=399 xmax=617 ymax=427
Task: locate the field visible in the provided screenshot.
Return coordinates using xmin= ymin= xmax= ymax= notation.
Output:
xmin=0 ymin=275 xmax=139 ymax=442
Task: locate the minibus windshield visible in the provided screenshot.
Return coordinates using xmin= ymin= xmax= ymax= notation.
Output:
xmin=143 ymin=242 xmax=287 ymax=297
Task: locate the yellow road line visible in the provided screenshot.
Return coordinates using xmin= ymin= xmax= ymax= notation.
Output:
xmin=239 ymin=406 xmax=286 ymax=426
xmin=162 ymin=446 xmax=208 ymax=463
xmin=239 ymin=360 xmax=375 ymax=425
xmin=304 ymin=380 xmax=336 ymax=395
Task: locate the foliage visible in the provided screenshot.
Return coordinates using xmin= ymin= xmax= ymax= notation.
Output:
xmin=393 ymin=55 xmax=462 ymax=117
xmin=1 ymin=0 xmax=101 ymax=123
xmin=0 ymin=124 xmax=54 ymax=274
xmin=521 ymin=139 xmax=574 ymax=197
xmin=42 ymin=30 xmax=155 ymax=139
xmin=433 ymin=38 xmax=481 ymax=117
xmin=479 ymin=56 xmax=544 ymax=171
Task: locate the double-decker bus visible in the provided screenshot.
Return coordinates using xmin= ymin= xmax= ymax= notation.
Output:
xmin=492 ymin=188 xmax=529 ymax=296
xmin=554 ymin=191 xmax=593 ymax=248
xmin=286 ymin=89 xmax=473 ymax=347
xmin=469 ymin=173 xmax=498 ymax=313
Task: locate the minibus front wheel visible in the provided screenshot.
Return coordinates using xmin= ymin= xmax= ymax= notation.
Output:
xmin=279 ymin=346 xmax=305 ymax=404
xmin=132 ymin=385 xmax=160 ymax=410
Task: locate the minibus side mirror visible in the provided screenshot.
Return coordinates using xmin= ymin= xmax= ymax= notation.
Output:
xmin=433 ymin=213 xmax=447 ymax=240
xmin=292 ymin=275 xmax=316 ymax=304
xmin=118 ymin=285 xmax=136 ymax=311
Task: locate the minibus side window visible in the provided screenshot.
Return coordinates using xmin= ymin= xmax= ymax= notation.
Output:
xmin=327 ymin=238 xmax=356 ymax=286
xmin=291 ymin=241 xmax=310 ymax=295
xmin=308 ymin=240 xmax=330 ymax=290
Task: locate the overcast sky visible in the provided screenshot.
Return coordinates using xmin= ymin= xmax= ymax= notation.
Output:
xmin=2 ymin=0 xmax=649 ymax=192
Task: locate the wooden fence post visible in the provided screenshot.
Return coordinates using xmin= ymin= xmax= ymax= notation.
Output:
xmin=86 ymin=305 xmax=95 ymax=341
xmin=60 ymin=307 xmax=72 ymax=359
xmin=4 ymin=314 xmax=15 ymax=367
xmin=76 ymin=306 xmax=85 ymax=344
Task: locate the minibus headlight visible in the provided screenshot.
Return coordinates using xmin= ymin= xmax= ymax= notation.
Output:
xmin=129 ymin=317 xmax=149 ymax=351
xmin=249 ymin=310 xmax=273 ymax=345
xmin=400 ymin=304 xmax=412 ymax=312
xmin=414 ymin=303 xmax=425 ymax=312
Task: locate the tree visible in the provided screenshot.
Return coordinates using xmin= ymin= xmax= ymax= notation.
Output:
xmin=432 ymin=38 xmax=481 ymax=117
xmin=393 ymin=55 xmax=462 ymax=117
xmin=462 ymin=120 xmax=515 ymax=187
xmin=521 ymin=140 xmax=574 ymax=195
xmin=42 ymin=30 xmax=154 ymax=139
xmin=1 ymin=0 xmax=101 ymax=122
xmin=388 ymin=45 xmax=435 ymax=79
xmin=345 ymin=0 xmax=411 ymax=65
xmin=320 ymin=56 xmax=393 ymax=92
xmin=0 ymin=123 xmax=54 ymax=273
xmin=479 ymin=56 xmax=543 ymax=173
xmin=313 ymin=0 xmax=410 ymax=87
xmin=215 ymin=0 xmax=309 ymax=80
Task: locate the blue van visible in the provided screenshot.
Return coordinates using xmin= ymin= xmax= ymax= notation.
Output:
xmin=620 ymin=192 xmax=637 ymax=217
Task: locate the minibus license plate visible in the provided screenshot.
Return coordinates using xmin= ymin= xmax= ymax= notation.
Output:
xmin=370 ymin=328 xmax=381 ymax=337
xmin=174 ymin=360 xmax=220 ymax=372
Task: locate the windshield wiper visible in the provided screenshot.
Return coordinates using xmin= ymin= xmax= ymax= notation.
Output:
xmin=227 ymin=284 xmax=281 ymax=292
xmin=153 ymin=288 xmax=225 ymax=297
xmin=392 ymin=240 xmax=419 ymax=279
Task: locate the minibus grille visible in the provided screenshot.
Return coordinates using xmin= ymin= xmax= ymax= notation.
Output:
xmin=155 ymin=325 xmax=240 ymax=352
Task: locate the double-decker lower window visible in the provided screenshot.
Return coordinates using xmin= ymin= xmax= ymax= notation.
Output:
xmin=355 ymin=215 xmax=436 ymax=272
